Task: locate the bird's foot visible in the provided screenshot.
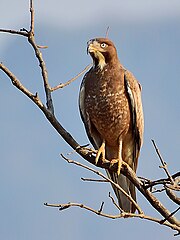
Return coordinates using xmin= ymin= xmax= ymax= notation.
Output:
xmin=110 ymin=158 xmax=122 ymax=175
xmin=95 ymin=140 xmax=105 ymax=165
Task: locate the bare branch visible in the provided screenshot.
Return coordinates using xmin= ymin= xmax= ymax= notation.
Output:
xmin=0 ymin=28 xmax=28 ymax=37
xmin=37 ymin=45 xmax=48 ymax=49
xmin=61 ymin=154 xmax=143 ymax=214
xmin=51 ymin=64 xmax=92 ymax=91
xmin=109 ymin=192 xmax=123 ymax=212
xmin=121 ymin=162 xmax=180 ymax=226
xmin=152 ymin=188 xmax=165 ymax=194
xmin=98 ymin=202 xmax=105 ymax=213
xmin=29 ymin=0 xmax=35 ymax=35
xmin=0 ymin=63 xmax=84 ymax=157
xmin=160 ymin=207 xmax=180 ymax=224
xmin=66 ymin=153 xmax=180 ymax=226
xmin=141 ymin=172 xmax=180 ymax=190
xmin=0 ymin=63 xmax=44 ymax=109
xmin=0 ymin=2 xmax=53 ymax=112
xmin=165 ymin=186 xmax=180 ymax=205
xmin=27 ymin=2 xmax=54 ymax=113
xmin=28 ymin=35 xmax=54 ymax=113
xmin=81 ymin=177 xmax=108 ymax=182
xmin=152 ymin=139 xmax=174 ymax=184
xmin=44 ymin=202 xmax=180 ymax=234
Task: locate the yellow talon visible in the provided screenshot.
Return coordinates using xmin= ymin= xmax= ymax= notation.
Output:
xmin=95 ymin=140 xmax=105 ymax=165
xmin=110 ymin=158 xmax=122 ymax=175
xmin=117 ymin=158 xmax=122 ymax=175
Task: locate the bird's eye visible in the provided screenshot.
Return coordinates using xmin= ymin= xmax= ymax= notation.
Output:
xmin=101 ymin=43 xmax=107 ymax=48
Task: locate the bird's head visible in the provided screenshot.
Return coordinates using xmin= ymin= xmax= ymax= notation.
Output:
xmin=87 ymin=38 xmax=118 ymax=70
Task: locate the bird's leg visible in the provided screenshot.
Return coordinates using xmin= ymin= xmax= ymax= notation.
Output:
xmin=117 ymin=138 xmax=123 ymax=175
xmin=95 ymin=139 xmax=105 ymax=165
xmin=110 ymin=137 xmax=123 ymax=175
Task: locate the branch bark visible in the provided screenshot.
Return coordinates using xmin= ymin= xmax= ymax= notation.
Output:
xmin=44 ymin=200 xmax=180 ymax=234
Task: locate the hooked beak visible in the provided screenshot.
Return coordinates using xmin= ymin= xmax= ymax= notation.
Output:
xmin=87 ymin=39 xmax=103 ymax=55
xmin=87 ymin=39 xmax=94 ymax=54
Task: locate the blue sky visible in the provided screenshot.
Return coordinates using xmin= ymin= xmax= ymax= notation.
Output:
xmin=0 ymin=0 xmax=180 ymax=239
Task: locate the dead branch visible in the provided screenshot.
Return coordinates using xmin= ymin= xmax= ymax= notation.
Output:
xmin=44 ymin=202 xmax=180 ymax=234
xmin=109 ymin=192 xmax=123 ymax=212
xmin=60 ymin=154 xmax=180 ymax=227
xmin=152 ymin=139 xmax=175 ymax=184
xmin=0 ymin=28 xmax=28 ymax=37
xmin=27 ymin=1 xmax=54 ymax=113
xmin=51 ymin=64 xmax=92 ymax=91
xmin=0 ymin=1 xmax=53 ymax=113
xmin=98 ymin=202 xmax=105 ymax=213
xmin=121 ymin=159 xmax=180 ymax=227
xmin=61 ymin=154 xmax=143 ymax=214
xmin=0 ymin=0 xmax=179 ymax=236
xmin=165 ymin=186 xmax=180 ymax=205
xmin=29 ymin=0 xmax=34 ymax=34
xmin=140 ymin=172 xmax=180 ymax=190
xmin=81 ymin=177 xmax=108 ymax=182
xmin=160 ymin=207 xmax=180 ymax=224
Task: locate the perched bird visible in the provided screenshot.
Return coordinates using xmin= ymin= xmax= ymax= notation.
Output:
xmin=79 ymin=38 xmax=144 ymax=213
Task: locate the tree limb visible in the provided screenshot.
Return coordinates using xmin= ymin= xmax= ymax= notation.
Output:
xmin=0 ymin=28 xmax=28 ymax=37
xmin=61 ymin=154 xmax=143 ymax=215
xmin=44 ymin=202 xmax=180 ymax=234
xmin=152 ymin=139 xmax=175 ymax=184
xmin=51 ymin=64 xmax=92 ymax=91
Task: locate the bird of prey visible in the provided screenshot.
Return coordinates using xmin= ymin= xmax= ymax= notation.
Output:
xmin=79 ymin=38 xmax=144 ymax=213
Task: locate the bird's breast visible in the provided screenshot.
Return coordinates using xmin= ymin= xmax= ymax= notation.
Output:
xmin=85 ymin=76 xmax=131 ymax=145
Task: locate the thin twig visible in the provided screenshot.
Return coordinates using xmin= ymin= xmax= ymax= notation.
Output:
xmin=109 ymin=192 xmax=123 ymax=212
xmin=67 ymin=144 xmax=96 ymax=156
xmin=1 ymin=1 xmax=53 ymax=113
xmin=61 ymin=154 xmax=143 ymax=214
xmin=141 ymin=172 xmax=180 ymax=190
xmin=151 ymin=139 xmax=174 ymax=184
xmin=0 ymin=63 xmax=95 ymax=165
xmin=0 ymin=29 xmax=28 ymax=37
xmin=37 ymin=45 xmax=48 ymax=49
xmin=165 ymin=186 xmax=180 ymax=205
xmin=51 ymin=64 xmax=92 ymax=91
xmin=0 ymin=63 xmax=44 ymax=109
xmin=30 ymin=0 xmax=34 ymax=35
xmin=152 ymin=188 xmax=165 ymax=193
xmin=160 ymin=207 xmax=180 ymax=224
xmin=44 ymin=202 xmax=180 ymax=233
xmin=28 ymin=0 xmax=54 ymax=113
xmin=98 ymin=202 xmax=104 ymax=213
xmin=81 ymin=177 xmax=108 ymax=182
xmin=122 ymin=162 xmax=180 ymax=226
xmin=65 ymin=152 xmax=180 ymax=226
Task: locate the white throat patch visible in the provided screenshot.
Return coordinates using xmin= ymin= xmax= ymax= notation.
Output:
xmin=93 ymin=51 xmax=106 ymax=70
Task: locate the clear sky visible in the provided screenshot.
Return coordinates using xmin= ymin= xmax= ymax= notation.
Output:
xmin=0 ymin=0 xmax=180 ymax=239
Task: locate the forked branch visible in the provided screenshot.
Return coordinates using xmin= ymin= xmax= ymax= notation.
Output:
xmin=44 ymin=155 xmax=180 ymax=235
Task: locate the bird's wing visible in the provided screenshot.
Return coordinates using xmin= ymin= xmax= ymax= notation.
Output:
xmin=124 ymin=70 xmax=144 ymax=171
xmin=107 ymin=70 xmax=144 ymax=213
xmin=79 ymin=71 xmax=102 ymax=149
